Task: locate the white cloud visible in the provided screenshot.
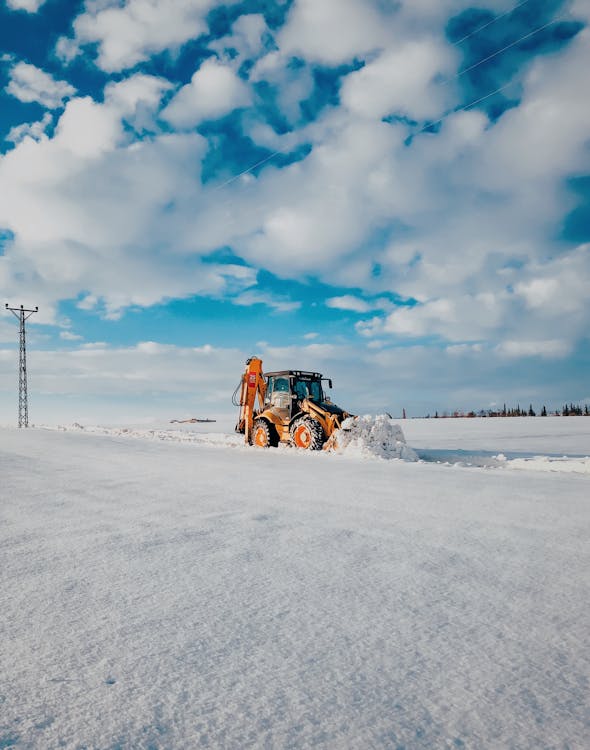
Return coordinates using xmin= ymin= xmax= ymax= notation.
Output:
xmin=54 ymin=96 xmax=122 ymax=158
xmin=514 ymin=246 xmax=589 ymax=315
xmin=515 ymin=278 xmax=560 ymax=310
xmin=496 ymin=340 xmax=571 ymax=359
xmin=0 ymin=320 xmax=17 ymax=345
xmin=0 ymin=0 xmax=587 ymax=376
xmin=60 ymin=330 xmax=83 ymax=341
xmin=6 ymin=62 xmax=76 ymax=109
xmin=341 ymin=39 xmax=457 ymax=121
xmin=6 ymin=0 xmax=46 ymax=12
xmin=162 ymin=58 xmax=250 ymax=128
xmin=278 ymin=0 xmax=388 ymax=66
xmin=446 ymin=343 xmax=483 ymax=355
xmin=80 ymin=342 xmax=108 ymax=350
xmin=357 ymin=291 xmax=507 ymax=344
xmin=77 ymin=295 xmax=98 ymax=311
xmin=386 ymin=299 xmax=458 ymax=337
xmin=570 ymin=0 xmax=590 ymax=23
xmin=326 ymin=295 xmax=391 ymax=314
xmin=233 ymin=290 xmax=301 ymax=313
xmin=105 ymin=73 xmax=173 ymax=134
xmin=476 ymin=28 xmax=590 ymax=189
xmin=6 ymin=112 xmax=53 ymax=144
xmin=326 ymin=295 xmax=372 ymax=313
xmin=249 ymin=51 xmax=314 ymax=126
xmin=217 ymin=115 xmax=409 ymax=277
xmin=105 ymin=73 xmax=173 ymax=114
xmin=209 ymin=13 xmax=268 ymax=66
xmin=0 ymin=76 xmax=258 ymax=320
xmin=56 ymin=0 xmax=235 ymax=72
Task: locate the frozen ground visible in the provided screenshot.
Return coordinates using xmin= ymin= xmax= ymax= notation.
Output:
xmin=1 ymin=418 xmax=589 ymax=749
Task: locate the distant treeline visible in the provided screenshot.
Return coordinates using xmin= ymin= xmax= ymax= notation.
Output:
xmin=419 ymin=403 xmax=590 ymax=418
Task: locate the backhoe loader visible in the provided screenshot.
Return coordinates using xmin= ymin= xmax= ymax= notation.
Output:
xmin=233 ymin=357 xmax=353 ymax=449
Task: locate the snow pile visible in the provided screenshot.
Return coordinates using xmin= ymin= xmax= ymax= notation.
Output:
xmin=331 ymin=414 xmax=419 ymax=460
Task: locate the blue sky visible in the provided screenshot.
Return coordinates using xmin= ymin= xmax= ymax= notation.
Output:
xmin=0 ymin=0 xmax=588 ymax=424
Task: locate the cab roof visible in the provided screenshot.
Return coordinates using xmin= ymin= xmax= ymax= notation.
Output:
xmin=265 ymin=370 xmax=323 ymax=379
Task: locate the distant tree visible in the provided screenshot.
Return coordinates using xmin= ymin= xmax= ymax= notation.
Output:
xmin=502 ymin=403 xmax=507 ymax=417
xmin=541 ymin=405 xmax=547 ymax=417
xmin=563 ymin=404 xmax=570 ymax=416
xmin=434 ymin=411 xmax=439 ymax=418
xmin=528 ymin=404 xmax=535 ymax=417
xmin=585 ymin=404 xmax=589 ymax=416
xmin=402 ymin=408 xmax=406 ymax=419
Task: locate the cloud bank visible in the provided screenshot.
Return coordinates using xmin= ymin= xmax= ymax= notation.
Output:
xmin=0 ymin=0 xmax=588 ymax=418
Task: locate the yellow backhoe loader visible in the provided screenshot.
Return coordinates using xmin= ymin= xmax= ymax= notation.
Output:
xmin=234 ymin=357 xmax=353 ymax=449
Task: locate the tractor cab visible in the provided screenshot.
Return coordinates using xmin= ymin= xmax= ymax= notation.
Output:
xmin=264 ymin=370 xmax=327 ymax=416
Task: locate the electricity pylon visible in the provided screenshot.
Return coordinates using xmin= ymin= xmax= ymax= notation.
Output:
xmin=5 ymin=304 xmax=38 ymax=428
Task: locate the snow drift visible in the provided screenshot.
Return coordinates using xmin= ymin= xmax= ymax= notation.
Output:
xmin=331 ymin=414 xmax=419 ymax=460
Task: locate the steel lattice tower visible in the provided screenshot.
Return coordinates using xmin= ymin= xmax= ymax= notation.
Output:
xmin=5 ymin=304 xmax=38 ymax=428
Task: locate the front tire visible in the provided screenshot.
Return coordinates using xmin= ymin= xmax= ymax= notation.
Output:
xmin=290 ymin=417 xmax=324 ymax=450
xmin=251 ymin=419 xmax=278 ymax=448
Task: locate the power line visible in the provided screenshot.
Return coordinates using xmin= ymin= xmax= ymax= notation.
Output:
xmin=405 ymin=11 xmax=570 ymax=137
xmin=411 ymin=82 xmax=515 ymax=139
xmin=451 ymin=0 xmax=533 ymax=46
xmin=454 ymin=13 xmax=567 ymax=80
xmin=5 ymin=303 xmax=38 ymax=428
xmin=212 ymin=9 xmax=570 ymax=189
xmin=214 ymin=150 xmax=286 ymax=191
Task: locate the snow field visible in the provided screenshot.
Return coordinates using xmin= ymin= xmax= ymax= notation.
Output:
xmin=36 ymin=414 xmax=590 ymax=473
xmin=401 ymin=416 xmax=590 ymax=474
xmin=401 ymin=415 xmax=590 ymax=455
xmin=1 ymin=421 xmax=589 ymax=749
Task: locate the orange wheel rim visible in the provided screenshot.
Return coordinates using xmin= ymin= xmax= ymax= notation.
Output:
xmin=254 ymin=428 xmax=267 ymax=447
xmin=294 ymin=425 xmax=311 ymax=448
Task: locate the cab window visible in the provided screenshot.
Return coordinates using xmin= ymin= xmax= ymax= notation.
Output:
xmin=265 ymin=376 xmax=290 ymax=405
xmin=293 ymin=378 xmax=323 ymax=402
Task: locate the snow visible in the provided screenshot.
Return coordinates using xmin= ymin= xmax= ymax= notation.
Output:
xmin=401 ymin=415 xmax=590 ymax=455
xmin=1 ymin=417 xmax=589 ymax=749
xmin=331 ymin=414 xmax=419 ymax=461
xmin=402 ymin=416 xmax=590 ymax=474
xmin=38 ymin=415 xmax=590 ymax=473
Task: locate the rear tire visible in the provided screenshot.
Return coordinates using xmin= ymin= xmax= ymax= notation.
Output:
xmin=290 ymin=417 xmax=324 ymax=450
xmin=251 ymin=419 xmax=278 ymax=448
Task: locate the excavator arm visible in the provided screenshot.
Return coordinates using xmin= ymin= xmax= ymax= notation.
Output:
xmin=235 ymin=357 xmax=266 ymax=443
